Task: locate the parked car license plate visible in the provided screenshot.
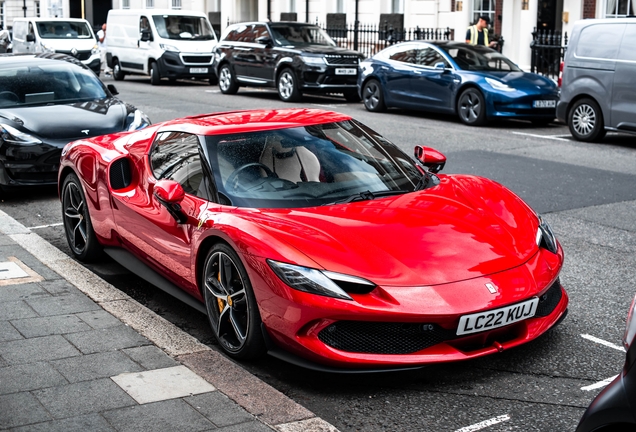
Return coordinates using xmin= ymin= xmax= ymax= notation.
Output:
xmin=533 ymin=100 xmax=556 ymax=108
xmin=335 ymin=68 xmax=357 ymax=75
xmin=456 ymin=297 xmax=539 ymax=336
xmin=190 ymin=68 xmax=209 ymax=74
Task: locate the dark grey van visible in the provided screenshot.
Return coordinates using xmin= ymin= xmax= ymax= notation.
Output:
xmin=557 ymin=19 xmax=636 ymax=142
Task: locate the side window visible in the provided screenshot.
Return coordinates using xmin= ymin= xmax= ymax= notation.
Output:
xmin=253 ymin=25 xmax=270 ymax=40
xmin=140 ymin=16 xmax=152 ymax=36
xmin=223 ymin=29 xmax=239 ymax=42
xmin=617 ymin=24 xmax=636 ymax=62
xmin=575 ymin=24 xmax=625 ymax=60
xmin=415 ymin=48 xmax=447 ymax=67
xmin=150 ymin=132 xmax=208 ymax=198
xmin=232 ymin=24 xmax=255 ymax=42
xmin=389 ymin=47 xmax=416 ymax=64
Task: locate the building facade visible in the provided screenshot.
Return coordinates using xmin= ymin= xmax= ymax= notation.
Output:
xmin=1 ymin=0 xmax=633 ymax=69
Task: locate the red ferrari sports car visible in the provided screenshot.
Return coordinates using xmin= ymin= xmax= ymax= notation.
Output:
xmin=59 ymin=108 xmax=568 ymax=371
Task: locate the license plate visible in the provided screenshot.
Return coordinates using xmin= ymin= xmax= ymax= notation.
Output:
xmin=335 ymin=68 xmax=357 ymax=75
xmin=533 ymin=100 xmax=556 ymax=108
xmin=456 ymin=297 xmax=539 ymax=336
xmin=190 ymin=68 xmax=208 ymax=74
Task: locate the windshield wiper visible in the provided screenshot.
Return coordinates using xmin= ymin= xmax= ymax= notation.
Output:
xmin=323 ymin=189 xmax=406 ymax=205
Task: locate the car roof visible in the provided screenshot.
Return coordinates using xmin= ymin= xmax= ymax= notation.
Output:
xmin=0 ymin=53 xmax=88 ymax=69
xmin=227 ymin=21 xmax=317 ymax=27
xmin=155 ymin=108 xmax=353 ymax=136
xmin=13 ymin=17 xmax=91 ymax=23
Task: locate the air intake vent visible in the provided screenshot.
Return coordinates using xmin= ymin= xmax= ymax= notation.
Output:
xmin=109 ymin=158 xmax=132 ymax=190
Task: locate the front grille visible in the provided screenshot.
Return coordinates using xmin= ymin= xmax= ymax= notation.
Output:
xmin=57 ymin=50 xmax=92 ymax=61
xmin=318 ymin=321 xmax=456 ymax=354
xmin=324 ymin=55 xmax=359 ymax=66
xmin=181 ymin=55 xmax=213 ymax=64
xmin=535 ymin=279 xmax=563 ymax=317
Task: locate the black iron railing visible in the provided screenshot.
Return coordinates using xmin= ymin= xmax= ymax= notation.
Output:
xmin=530 ymin=28 xmax=568 ymax=80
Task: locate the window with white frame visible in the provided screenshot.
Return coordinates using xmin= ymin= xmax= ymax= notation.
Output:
xmin=289 ymin=0 xmax=296 ymax=13
xmin=392 ymin=0 xmax=404 ymax=13
xmin=337 ymin=0 xmax=344 ymax=13
xmin=172 ymin=0 xmax=181 ymax=9
xmin=122 ymin=0 xmax=130 ymax=9
xmin=0 ymin=2 xmax=4 ymax=29
xmin=473 ymin=0 xmax=495 ymax=26
xmin=146 ymin=0 xmax=154 ymax=8
xmin=606 ymin=0 xmax=635 ymax=17
xmin=35 ymin=1 xmax=40 ymax=17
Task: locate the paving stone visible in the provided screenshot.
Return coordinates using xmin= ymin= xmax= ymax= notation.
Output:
xmin=0 ymin=362 xmax=68 ymax=395
xmin=0 ymin=248 xmax=61 ymax=280
xmin=11 ymin=314 xmax=92 ymax=338
xmin=185 ymin=392 xmax=255 ymax=428
xmin=51 ymin=351 xmax=144 ymax=383
xmin=0 ymin=283 xmax=49 ymax=302
xmin=38 ymin=279 xmax=82 ymax=296
xmin=0 ymin=355 xmax=8 ymax=368
xmin=0 ymin=321 xmax=22 ymax=342
xmin=64 ymin=325 xmax=149 ymax=354
xmin=0 ymin=335 xmax=81 ymax=365
xmin=76 ymin=309 xmax=124 ymax=329
xmin=111 ymin=365 xmax=215 ymax=404
xmin=216 ymin=420 xmax=275 ymax=432
xmin=11 ymin=413 xmax=115 ymax=432
xmin=26 ymin=294 xmax=101 ymax=316
xmin=33 ymin=378 xmax=136 ymax=419
xmin=102 ymin=398 xmax=214 ymax=432
xmin=0 ymin=392 xmax=51 ymax=429
xmin=122 ymin=345 xmax=179 ymax=370
xmin=0 ymin=300 xmax=38 ymax=321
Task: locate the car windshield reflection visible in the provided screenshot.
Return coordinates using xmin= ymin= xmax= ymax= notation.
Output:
xmin=437 ymin=45 xmax=521 ymax=72
xmin=269 ymin=24 xmax=337 ymax=47
xmin=205 ymin=120 xmax=423 ymax=208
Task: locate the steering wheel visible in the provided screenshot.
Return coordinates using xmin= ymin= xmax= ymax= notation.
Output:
xmin=0 ymin=91 xmax=19 ymax=103
xmin=226 ymin=163 xmax=278 ymax=192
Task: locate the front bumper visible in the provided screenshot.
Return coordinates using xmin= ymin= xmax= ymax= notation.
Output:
xmin=158 ymin=51 xmax=216 ymax=80
xmin=249 ymin=246 xmax=567 ymax=369
xmin=556 ymin=100 xmax=568 ymax=123
xmin=298 ymin=64 xmax=359 ymax=92
xmin=485 ymin=90 xmax=559 ymax=120
xmin=0 ymin=139 xmax=68 ymax=187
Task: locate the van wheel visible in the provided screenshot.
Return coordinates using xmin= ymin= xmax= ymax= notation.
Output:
xmin=218 ymin=65 xmax=238 ymax=94
xmin=277 ymin=68 xmax=302 ymax=102
xmin=112 ymin=59 xmax=125 ymax=81
xmin=568 ymin=98 xmax=606 ymax=142
xmin=150 ymin=62 xmax=161 ymax=86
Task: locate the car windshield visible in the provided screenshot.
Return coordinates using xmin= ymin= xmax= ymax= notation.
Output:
xmin=438 ymin=45 xmax=521 ymax=72
xmin=152 ymin=15 xmax=216 ymax=40
xmin=205 ymin=120 xmax=424 ymax=208
xmin=36 ymin=21 xmax=93 ymax=39
xmin=0 ymin=62 xmax=107 ymax=108
xmin=269 ymin=24 xmax=337 ymax=47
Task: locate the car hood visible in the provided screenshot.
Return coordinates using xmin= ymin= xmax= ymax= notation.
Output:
xmin=0 ymin=98 xmax=128 ymax=141
xmin=241 ymin=175 xmax=540 ymax=287
xmin=289 ymin=45 xmax=364 ymax=57
xmin=479 ymin=71 xmax=557 ymax=92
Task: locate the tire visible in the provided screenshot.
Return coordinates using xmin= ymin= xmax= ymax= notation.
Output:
xmin=343 ymin=89 xmax=361 ymax=103
xmin=277 ymin=68 xmax=302 ymax=102
xmin=150 ymin=61 xmax=161 ymax=86
xmin=202 ymin=243 xmax=266 ymax=360
xmin=218 ymin=64 xmax=239 ymax=94
xmin=362 ymin=79 xmax=386 ymax=112
xmin=61 ymin=173 xmax=102 ymax=262
xmin=112 ymin=59 xmax=125 ymax=81
xmin=568 ymin=98 xmax=606 ymax=142
xmin=457 ymin=88 xmax=487 ymax=126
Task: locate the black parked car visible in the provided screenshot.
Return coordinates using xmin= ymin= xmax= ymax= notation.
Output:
xmin=0 ymin=53 xmax=150 ymax=193
xmin=214 ymin=22 xmax=365 ymax=102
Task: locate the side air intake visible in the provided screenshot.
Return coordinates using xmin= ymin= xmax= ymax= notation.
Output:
xmin=109 ymin=158 xmax=132 ymax=190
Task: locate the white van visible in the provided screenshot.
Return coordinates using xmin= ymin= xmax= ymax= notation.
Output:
xmin=11 ymin=18 xmax=101 ymax=74
xmin=106 ymin=9 xmax=218 ymax=85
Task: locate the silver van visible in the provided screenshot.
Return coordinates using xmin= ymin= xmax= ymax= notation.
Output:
xmin=557 ymin=18 xmax=636 ymax=142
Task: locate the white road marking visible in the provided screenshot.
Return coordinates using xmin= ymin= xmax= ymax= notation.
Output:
xmin=581 ymin=334 xmax=626 ymax=352
xmin=27 ymin=222 xmax=63 ymax=230
xmin=511 ymin=132 xmax=570 ymax=141
xmin=205 ymin=90 xmax=220 ymax=93
xmin=581 ymin=375 xmax=619 ymax=391
xmin=455 ymin=415 xmax=511 ymax=432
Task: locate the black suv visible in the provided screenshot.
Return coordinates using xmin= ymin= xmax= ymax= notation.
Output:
xmin=215 ymin=22 xmax=365 ymax=102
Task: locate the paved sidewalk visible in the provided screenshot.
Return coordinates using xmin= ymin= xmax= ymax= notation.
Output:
xmin=0 ymin=210 xmax=337 ymax=432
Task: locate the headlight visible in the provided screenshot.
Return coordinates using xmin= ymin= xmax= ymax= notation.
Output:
xmin=160 ymin=43 xmax=180 ymax=52
xmin=0 ymin=124 xmax=42 ymax=146
xmin=301 ymin=56 xmax=326 ymax=66
xmin=536 ymin=215 xmax=557 ymax=254
xmin=624 ymin=294 xmax=636 ymax=351
xmin=268 ymin=260 xmax=376 ymax=300
xmin=91 ymin=44 xmax=99 ymax=55
xmin=126 ymin=109 xmax=151 ymax=131
xmin=485 ymin=77 xmax=515 ymax=92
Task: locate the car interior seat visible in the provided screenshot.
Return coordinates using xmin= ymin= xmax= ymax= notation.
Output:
xmin=259 ymin=139 xmax=320 ymax=183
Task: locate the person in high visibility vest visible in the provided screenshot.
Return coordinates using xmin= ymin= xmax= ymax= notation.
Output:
xmin=466 ymin=15 xmax=498 ymax=48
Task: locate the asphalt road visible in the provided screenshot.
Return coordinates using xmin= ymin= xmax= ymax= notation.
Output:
xmin=3 ymin=75 xmax=636 ymax=432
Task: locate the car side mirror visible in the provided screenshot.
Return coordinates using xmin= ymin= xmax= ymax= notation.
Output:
xmin=434 ymin=62 xmax=450 ymax=73
xmin=107 ymin=84 xmax=119 ymax=95
xmin=154 ymin=179 xmax=187 ymax=223
xmin=140 ymin=29 xmax=152 ymax=42
xmin=414 ymin=145 xmax=446 ymax=173
xmin=255 ymin=36 xmax=272 ymax=46
xmin=26 ymin=34 xmax=35 ymax=42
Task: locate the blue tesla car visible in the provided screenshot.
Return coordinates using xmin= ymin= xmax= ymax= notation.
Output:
xmin=358 ymin=41 xmax=559 ymax=126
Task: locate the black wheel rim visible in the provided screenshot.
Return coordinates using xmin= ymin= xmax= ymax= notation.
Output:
xmin=63 ymin=181 xmax=88 ymax=255
xmin=363 ymin=82 xmax=381 ymax=110
xmin=459 ymin=91 xmax=482 ymax=123
xmin=204 ymin=251 xmax=249 ymax=353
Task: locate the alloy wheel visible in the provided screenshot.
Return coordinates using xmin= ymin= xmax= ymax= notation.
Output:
xmin=62 ymin=182 xmax=88 ymax=255
xmin=459 ymin=91 xmax=482 ymax=124
xmin=572 ymin=103 xmax=596 ymax=137
xmin=278 ymin=71 xmax=294 ymax=100
xmin=363 ymin=82 xmax=381 ymax=110
xmin=219 ymin=67 xmax=232 ymax=92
